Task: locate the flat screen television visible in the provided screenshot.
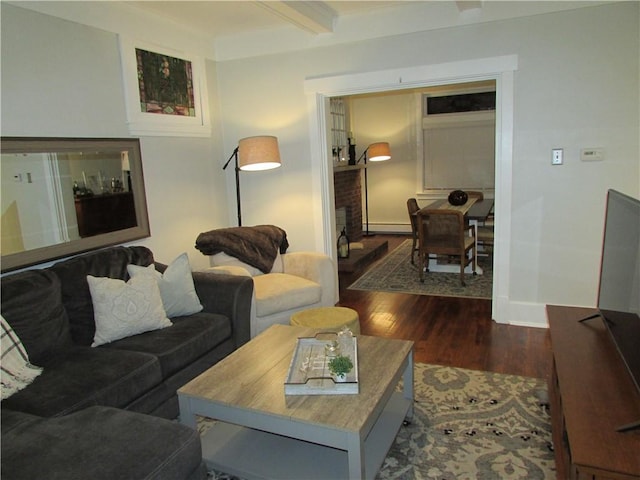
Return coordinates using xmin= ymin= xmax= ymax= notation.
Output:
xmin=586 ymin=189 xmax=640 ymax=431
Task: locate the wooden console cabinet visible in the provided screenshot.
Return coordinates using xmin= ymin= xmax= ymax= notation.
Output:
xmin=75 ymin=192 xmax=136 ymax=238
xmin=547 ymin=305 xmax=640 ymax=480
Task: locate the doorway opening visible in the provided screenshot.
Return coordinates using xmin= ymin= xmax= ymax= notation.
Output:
xmin=305 ymin=55 xmax=517 ymax=323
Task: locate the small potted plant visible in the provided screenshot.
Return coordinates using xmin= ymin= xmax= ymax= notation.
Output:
xmin=328 ymin=355 xmax=354 ymax=382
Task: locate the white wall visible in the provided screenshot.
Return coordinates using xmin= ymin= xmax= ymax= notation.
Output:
xmin=216 ymin=2 xmax=639 ymax=323
xmin=0 ymin=3 xmax=227 ymax=269
xmin=2 ymin=2 xmax=638 ymax=326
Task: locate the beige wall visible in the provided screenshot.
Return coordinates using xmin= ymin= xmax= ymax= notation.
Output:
xmin=350 ymin=90 xmax=420 ymax=231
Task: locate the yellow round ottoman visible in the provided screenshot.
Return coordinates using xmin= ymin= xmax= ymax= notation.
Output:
xmin=290 ymin=306 xmax=360 ymax=334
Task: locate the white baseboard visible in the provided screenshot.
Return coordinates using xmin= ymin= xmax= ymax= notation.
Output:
xmin=363 ymin=223 xmax=412 ymax=234
xmin=502 ymin=300 xmax=548 ymax=328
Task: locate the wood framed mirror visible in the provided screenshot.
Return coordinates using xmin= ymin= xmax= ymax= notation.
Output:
xmin=1 ymin=137 xmax=150 ymax=272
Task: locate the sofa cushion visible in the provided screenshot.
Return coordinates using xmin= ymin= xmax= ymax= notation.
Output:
xmin=87 ymin=274 xmax=172 ymax=347
xmin=0 ymin=269 xmax=73 ymax=365
xmin=49 ymin=246 xmax=155 ymax=346
xmin=1 ymin=406 xmax=206 ymax=480
xmin=127 ymin=253 xmax=203 ymax=318
xmin=253 ymin=273 xmax=322 ymax=317
xmin=1 ymin=346 xmax=162 ymax=417
xmin=101 ymin=312 xmax=232 ymax=378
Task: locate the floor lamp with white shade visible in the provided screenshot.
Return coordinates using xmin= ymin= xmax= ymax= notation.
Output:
xmin=222 ymin=135 xmax=281 ymax=226
xmin=357 ymin=141 xmax=391 ymax=236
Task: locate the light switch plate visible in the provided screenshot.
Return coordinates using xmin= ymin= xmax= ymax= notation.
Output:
xmin=552 ymin=148 xmax=563 ymax=165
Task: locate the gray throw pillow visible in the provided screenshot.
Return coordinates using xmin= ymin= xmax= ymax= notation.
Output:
xmin=127 ymin=252 xmax=203 ymax=318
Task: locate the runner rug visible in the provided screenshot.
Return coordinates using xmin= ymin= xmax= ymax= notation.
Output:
xmin=348 ymin=239 xmax=492 ymax=299
xmin=204 ymin=363 xmax=555 ymax=479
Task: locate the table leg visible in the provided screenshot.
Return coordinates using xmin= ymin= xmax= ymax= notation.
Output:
xmin=178 ymin=395 xmax=197 ymax=429
xmin=346 ymin=433 xmax=365 ymax=479
xmin=403 ymin=353 xmax=414 ymax=422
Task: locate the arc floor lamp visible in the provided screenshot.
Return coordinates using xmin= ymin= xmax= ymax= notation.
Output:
xmin=222 ymin=135 xmax=281 ymax=226
xmin=357 ymin=141 xmax=391 ymax=236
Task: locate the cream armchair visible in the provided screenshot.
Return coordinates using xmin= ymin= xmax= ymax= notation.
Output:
xmin=207 ymin=251 xmax=338 ymax=337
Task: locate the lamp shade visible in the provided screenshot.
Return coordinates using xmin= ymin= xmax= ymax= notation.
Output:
xmin=238 ymin=136 xmax=281 ymax=171
xmin=368 ymin=142 xmax=391 ymax=161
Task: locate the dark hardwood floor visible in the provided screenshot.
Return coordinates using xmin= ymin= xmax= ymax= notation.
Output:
xmin=337 ymin=234 xmax=552 ymax=380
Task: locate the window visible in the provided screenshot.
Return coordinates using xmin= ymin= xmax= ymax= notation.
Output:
xmin=330 ymin=97 xmax=349 ymax=164
xmin=421 ymin=90 xmax=495 ymax=195
xmin=425 ymin=91 xmax=496 ymax=115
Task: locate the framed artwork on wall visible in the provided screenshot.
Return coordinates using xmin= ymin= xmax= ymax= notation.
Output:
xmin=118 ymin=35 xmax=211 ymax=137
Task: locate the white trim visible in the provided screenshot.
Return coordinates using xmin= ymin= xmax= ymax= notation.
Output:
xmin=305 ymin=55 xmax=520 ymax=325
xmin=43 ymin=153 xmax=69 ymax=244
xmin=118 ymin=35 xmax=211 ymax=137
xmin=307 ymin=93 xmax=336 ymax=256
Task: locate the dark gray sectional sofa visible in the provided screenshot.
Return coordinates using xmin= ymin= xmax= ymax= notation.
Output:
xmin=1 ymin=246 xmax=254 ymax=480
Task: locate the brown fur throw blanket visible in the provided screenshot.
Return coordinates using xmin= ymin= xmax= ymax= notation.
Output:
xmin=195 ymin=225 xmax=289 ymax=273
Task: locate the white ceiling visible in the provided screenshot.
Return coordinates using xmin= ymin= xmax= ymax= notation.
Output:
xmin=10 ymin=1 xmax=609 ymax=60
xmin=126 ymin=1 xmax=415 ymax=38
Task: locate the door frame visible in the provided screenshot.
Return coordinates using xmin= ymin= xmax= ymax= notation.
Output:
xmin=305 ymin=54 xmax=517 ymax=323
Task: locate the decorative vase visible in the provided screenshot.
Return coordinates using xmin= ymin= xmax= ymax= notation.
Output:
xmin=348 ymin=138 xmax=356 ymax=165
xmin=448 ymin=190 xmax=468 ymax=206
xmin=335 ymin=373 xmax=347 ymax=382
xmin=337 ymin=227 xmax=350 ymax=258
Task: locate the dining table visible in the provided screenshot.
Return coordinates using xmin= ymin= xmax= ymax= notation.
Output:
xmin=416 ymin=197 xmax=494 ymax=275
xmin=467 ymin=199 xmax=494 ymax=223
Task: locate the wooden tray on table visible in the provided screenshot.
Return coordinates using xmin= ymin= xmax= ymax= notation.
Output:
xmin=284 ymin=333 xmax=359 ymax=395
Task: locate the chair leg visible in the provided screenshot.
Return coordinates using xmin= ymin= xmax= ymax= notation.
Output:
xmin=411 ymin=234 xmax=417 ymax=264
xmin=472 ymin=245 xmax=477 ymax=276
xmin=419 ymin=253 xmax=425 ymax=283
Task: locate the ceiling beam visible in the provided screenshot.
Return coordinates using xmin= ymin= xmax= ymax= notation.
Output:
xmin=256 ymin=1 xmax=336 ymax=34
xmin=456 ymin=1 xmax=483 ymax=13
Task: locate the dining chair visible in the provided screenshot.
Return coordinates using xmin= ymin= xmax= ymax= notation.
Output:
xmin=465 ymin=190 xmax=493 ymax=254
xmin=406 ymin=198 xmax=420 ymax=264
xmin=477 ymin=224 xmax=494 ymax=255
xmin=417 ymin=208 xmax=477 ymax=286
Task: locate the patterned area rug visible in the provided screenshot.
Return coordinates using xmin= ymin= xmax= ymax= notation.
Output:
xmin=348 ymin=239 xmax=492 ymax=299
xmin=204 ymin=363 xmax=555 ymax=479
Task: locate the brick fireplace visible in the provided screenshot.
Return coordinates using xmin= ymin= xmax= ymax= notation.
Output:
xmin=333 ymin=168 xmax=363 ymax=242
xmin=333 ymin=166 xmax=388 ymax=274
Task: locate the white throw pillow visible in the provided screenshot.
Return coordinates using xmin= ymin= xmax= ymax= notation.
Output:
xmin=1 ymin=315 xmax=43 ymax=400
xmin=127 ymin=253 xmax=203 ymax=318
xmin=87 ymin=274 xmax=172 ymax=347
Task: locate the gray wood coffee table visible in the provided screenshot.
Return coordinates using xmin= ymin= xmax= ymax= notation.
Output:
xmin=178 ymin=324 xmax=414 ymax=480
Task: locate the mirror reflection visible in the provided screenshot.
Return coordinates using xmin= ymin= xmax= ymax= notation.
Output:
xmin=1 ymin=138 xmax=150 ymax=272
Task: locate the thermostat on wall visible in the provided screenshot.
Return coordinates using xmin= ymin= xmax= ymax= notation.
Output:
xmin=580 ymin=148 xmax=605 ymax=161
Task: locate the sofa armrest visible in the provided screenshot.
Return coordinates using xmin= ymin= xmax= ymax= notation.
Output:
xmin=192 ymin=271 xmax=253 ymax=348
xmin=282 ymin=252 xmax=338 ymax=306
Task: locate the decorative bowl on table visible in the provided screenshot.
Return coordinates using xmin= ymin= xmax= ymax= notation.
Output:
xmin=448 ymin=190 xmax=468 ymax=206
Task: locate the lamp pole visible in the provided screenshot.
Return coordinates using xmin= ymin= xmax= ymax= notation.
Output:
xmin=363 ymin=153 xmax=371 ymax=236
xmin=356 ymin=147 xmax=372 ymax=237
xmin=222 ymin=146 xmax=242 ymax=226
